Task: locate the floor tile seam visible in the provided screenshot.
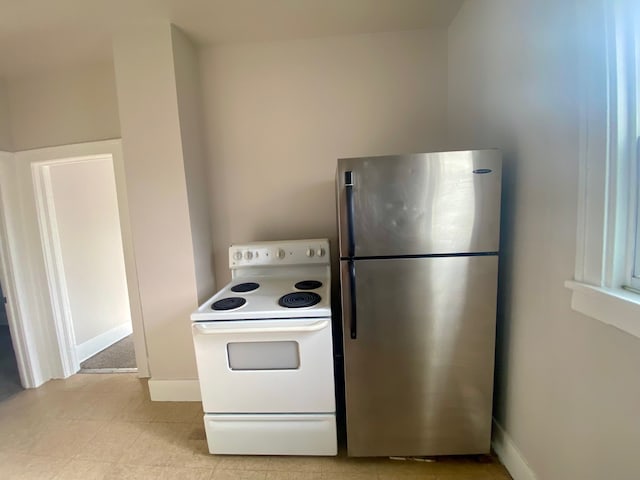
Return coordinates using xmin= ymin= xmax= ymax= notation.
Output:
xmin=135 ymin=428 xmax=196 ymax=440
xmin=17 ymin=449 xmax=78 ymax=461
xmin=96 ymin=418 xmax=154 ymax=426
xmin=144 ymin=419 xmax=197 ymax=425
xmin=0 ymin=450 xmax=47 ymax=459
xmin=45 ymin=417 xmax=113 ymax=434
xmin=109 ymin=419 xmax=166 ymax=428
xmin=116 ymin=459 xmax=175 ymax=468
xmin=49 ymin=458 xmax=113 ymax=480
xmin=263 ymin=468 xmax=329 ymax=473
xmin=161 ymin=454 xmax=221 ymax=465
xmin=376 ymin=476 xmax=438 ymax=480
xmin=7 ymin=456 xmax=71 ymax=478
xmin=0 ymin=446 xmax=26 ymax=454
xmin=265 ymin=468 xmax=327 ymax=474
xmin=53 ymin=412 xmax=120 ymax=421
xmin=93 ymin=423 xmax=154 ymax=440
xmin=28 ymin=420 xmax=98 ymax=442
xmin=431 ymin=474 xmax=493 ymax=480
xmin=0 ymin=427 xmax=45 ymax=440
xmin=72 ymin=453 xmax=127 ymax=465
xmin=228 ymin=468 xmax=328 ymax=474
xmin=213 ymin=466 xmax=379 ymax=475
xmin=162 ymin=464 xmax=217 ymax=471
xmin=213 ymin=467 xmax=274 ymax=473
xmin=24 ymin=424 xmax=105 ymax=448
xmin=90 ymin=434 xmax=149 ymax=447
xmin=149 ymin=417 xmax=202 ymax=423
xmin=27 ymin=442 xmax=103 ymax=457
xmin=125 ymin=439 xmax=185 ymax=451
xmin=0 ymin=405 xmax=27 ymax=416
xmin=72 ymin=443 xmax=132 ymax=461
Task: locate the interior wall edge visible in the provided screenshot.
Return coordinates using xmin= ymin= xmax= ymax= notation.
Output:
xmin=147 ymin=378 xmax=201 ymax=401
xmin=491 ymin=418 xmax=538 ymax=480
xmin=170 ymin=24 xmax=217 ymax=304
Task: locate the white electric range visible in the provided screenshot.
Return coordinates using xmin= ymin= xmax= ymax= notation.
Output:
xmin=191 ymin=239 xmax=337 ymax=456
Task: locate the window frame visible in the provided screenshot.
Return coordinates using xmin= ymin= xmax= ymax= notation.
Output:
xmin=630 ymin=9 xmax=640 ymax=291
xmin=608 ymin=0 xmax=638 ymax=292
xmin=631 ymin=133 xmax=640 ymax=291
xmin=567 ymin=0 xmax=640 ymax=338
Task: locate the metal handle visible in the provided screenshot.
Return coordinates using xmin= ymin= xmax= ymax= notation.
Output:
xmin=194 ymin=320 xmax=329 ymax=335
xmin=348 ymin=260 xmax=357 ymax=339
xmin=345 ymin=171 xmax=355 ymax=258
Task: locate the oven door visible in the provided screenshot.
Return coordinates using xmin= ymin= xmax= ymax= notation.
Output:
xmin=192 ymin=318 xmax=335 ymax=413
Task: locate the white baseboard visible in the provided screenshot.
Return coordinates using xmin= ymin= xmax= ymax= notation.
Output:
xmin=148 ymin=379 xmax=202 ymax=401
xmin=492 ymin=419 xmax=537 ymax=480
xmin=76 ymin=322 xmax=132 ymax=362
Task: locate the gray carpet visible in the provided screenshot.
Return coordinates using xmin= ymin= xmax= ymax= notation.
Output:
xmin=0 ymin=325 xmax=23 ymax=401
xmin=80 ymin=334 xmax=136 ymax=370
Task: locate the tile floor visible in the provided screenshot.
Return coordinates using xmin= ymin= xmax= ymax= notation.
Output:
xmin=0 ymin=373 xmax=512 ymax=479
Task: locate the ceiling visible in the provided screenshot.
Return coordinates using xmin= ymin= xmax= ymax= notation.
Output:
xmin=0 ymin=0 xmax=463 ymax=78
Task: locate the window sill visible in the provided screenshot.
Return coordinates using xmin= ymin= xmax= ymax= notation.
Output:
xmin=565 ymin=281 xmax=640 ymax=339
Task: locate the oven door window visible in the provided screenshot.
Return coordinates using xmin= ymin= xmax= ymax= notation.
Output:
xmin=227 ymin=341 xmax=300 ymax=370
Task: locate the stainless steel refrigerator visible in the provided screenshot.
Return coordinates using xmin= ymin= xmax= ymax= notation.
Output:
xmin=336 ymin=150 xmax=501 ymax=457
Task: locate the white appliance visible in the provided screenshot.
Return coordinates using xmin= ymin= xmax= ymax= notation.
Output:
xmin=191 ymin=239 xmax=337 ymax=456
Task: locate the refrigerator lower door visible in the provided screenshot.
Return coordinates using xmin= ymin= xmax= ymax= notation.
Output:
xmin=340 ymin=255 xmax=498 ymax=456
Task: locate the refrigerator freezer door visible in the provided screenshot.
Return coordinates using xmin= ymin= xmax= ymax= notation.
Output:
xmin=337 ymin=150 xmax=501 ymax=257
xmin=340 ymin=255 xmax=498 ymax=456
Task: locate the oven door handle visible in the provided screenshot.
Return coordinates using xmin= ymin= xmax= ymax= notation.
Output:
xmin=193 ymin=320 xmax=329 ymax=335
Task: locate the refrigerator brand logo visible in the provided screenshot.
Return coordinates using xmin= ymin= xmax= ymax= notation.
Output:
xmin=473 ymin=168 xmax=492 ymax=174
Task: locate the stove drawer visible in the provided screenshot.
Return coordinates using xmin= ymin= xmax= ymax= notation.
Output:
xmin=204 ymin=413 xmax=337 ymax=455
xmin=192 ymin=318 xmax=336 ymax=413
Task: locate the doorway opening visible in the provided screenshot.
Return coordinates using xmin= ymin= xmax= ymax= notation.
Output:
xmin=33 ymin=154 xmax=136 ymax=375
xmin=0 ymin=280 xmax=22 ymax=400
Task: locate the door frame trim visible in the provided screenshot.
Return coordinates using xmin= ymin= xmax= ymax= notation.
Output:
xmin=0 ymin=150 xmax=35 ymax=387
xmin=6 ymin=140 xmax=149 ymax=384
xmin=31 ymin=157 xmax=93 ymax=375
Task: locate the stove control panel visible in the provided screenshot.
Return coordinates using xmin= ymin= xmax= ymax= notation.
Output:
xmin=229 ymin=239 xmax=330 ymax=268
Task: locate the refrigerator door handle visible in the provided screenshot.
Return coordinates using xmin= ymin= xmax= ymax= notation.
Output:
xmin=345 ymin=171 xmax=355 ymax=258
xmin=348 ymin=259 xmax=357 ymax=339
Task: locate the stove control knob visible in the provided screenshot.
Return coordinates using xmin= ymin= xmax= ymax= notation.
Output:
xmin=233 ymin=251 xmax=242 ymax=261
xmin=306 ymin=248 xmax=315 ymax=257
xmin=276 ymin=249 xmax=286 ymax=260
xmin=244 ymin=251 xmax=253 ymax=260
xmin=316 ymin=248 xmax=325 ymax=257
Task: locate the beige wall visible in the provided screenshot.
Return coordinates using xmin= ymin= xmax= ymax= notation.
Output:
xmin=172 ymin=27 xmax=216 ymax=303
xmin=113 ymin=23 xmax=209 ymax=381
xmin=200 ymin=29 xmax=448 ymax=285
xmin=48 ymin=158 xmax=130 ymax=345
xmin=0 ymin=78 xmax=12 ymax=151
xmin=448 ymin=1 xmax=640 ymax=479
xmin=6 ymin=62 xmax=120 ymax=151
